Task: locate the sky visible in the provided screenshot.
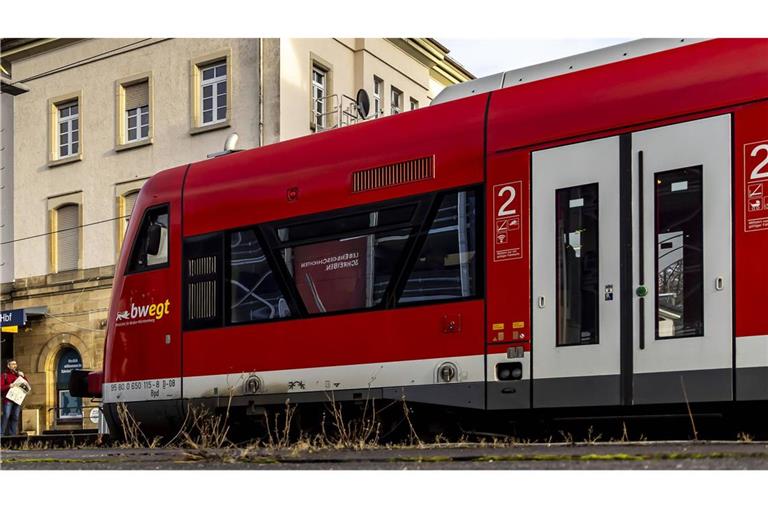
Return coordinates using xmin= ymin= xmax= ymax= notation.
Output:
xmin=439 ymin=38 xmax=634 ymax=78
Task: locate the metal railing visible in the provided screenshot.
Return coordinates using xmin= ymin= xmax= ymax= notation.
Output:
xmin=46 ymin=404 xmax=107 ymax=433
xmin=313 ymin=93 xmax=366 ymax=132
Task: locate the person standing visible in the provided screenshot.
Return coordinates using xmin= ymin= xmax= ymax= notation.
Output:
xmin=1 ymin=359 xmax=25 ymax=436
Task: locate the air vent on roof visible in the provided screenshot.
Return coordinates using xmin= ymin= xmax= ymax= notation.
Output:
xmin=352 ymin=156 xmax=434 ymax=193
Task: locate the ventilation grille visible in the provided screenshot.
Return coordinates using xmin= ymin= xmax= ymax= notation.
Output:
xmin=353 ymin=156 xmax=434 ymax=193
xmin=187 ymin=255 xmax=217 ymax=321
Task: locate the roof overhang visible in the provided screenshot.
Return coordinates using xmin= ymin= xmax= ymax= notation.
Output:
xmin=1 ymin=76 xmax=29 ymax=95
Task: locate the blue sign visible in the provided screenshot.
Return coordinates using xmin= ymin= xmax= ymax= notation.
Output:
xmin=57 ymin=348 xmax=83 ymax=387
xmin=0 ymin=309 xmax=25 ymax=327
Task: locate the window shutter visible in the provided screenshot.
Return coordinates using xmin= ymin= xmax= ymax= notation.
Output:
xmin=57 ymin=205 xmax=80 ymax=272
xmin=124 ymin=192 xmax=139 ymax=221
xmin=124 ymin=81 xmax=149 ymax=111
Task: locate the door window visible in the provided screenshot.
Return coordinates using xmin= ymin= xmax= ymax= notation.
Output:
xmin=654 ymin=166 xmax=704 ymax=339
xmin=555 ymin=183 xmax=599 ymax=346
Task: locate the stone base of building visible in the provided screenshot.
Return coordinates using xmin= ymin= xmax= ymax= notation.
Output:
xmin=1 ymin=265 xmax=113 ymax=432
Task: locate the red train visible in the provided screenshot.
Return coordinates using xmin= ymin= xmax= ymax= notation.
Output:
xmin=73 ymin=39 xmax=768 ymax=435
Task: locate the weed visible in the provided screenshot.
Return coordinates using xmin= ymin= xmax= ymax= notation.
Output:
xmin=116 ymin=402 xmax=161 ymax=448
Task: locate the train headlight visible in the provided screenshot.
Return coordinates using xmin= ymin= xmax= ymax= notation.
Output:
xmin=496 ymin=362 xmax=523 ymax=381
xmin=437 ymin=362 xmax=458 ymax=383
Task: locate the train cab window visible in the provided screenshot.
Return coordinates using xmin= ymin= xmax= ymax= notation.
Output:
xmin=555 ymin=184 xmax=599 ymax=346
xmin=230 ymin=229 xmax=291 ymax=323
xmin=400 ymin=190 xmax=478 ymax=304
xmin=127 ymin=205 xmax=169 ymax=273
xmin=655 ymin=167 xmax=704 ymax=339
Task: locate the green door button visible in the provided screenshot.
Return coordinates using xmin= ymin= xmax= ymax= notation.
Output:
xmin=636 ymin=285 xmax=648 ymax=298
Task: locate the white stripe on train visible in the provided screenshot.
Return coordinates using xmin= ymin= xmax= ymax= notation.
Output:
xmin=103 ymin=354 xmax=503 ymax=403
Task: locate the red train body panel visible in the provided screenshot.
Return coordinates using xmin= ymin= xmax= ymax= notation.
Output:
xmin=83 ymin=39 xmax=768 ymax=430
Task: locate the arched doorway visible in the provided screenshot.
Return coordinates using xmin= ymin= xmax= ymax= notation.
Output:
xmin=55 ymin=347 xmax=83 ymax=423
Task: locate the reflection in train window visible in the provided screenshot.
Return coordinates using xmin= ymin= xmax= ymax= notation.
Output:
xmin=655 ymin=166 xmax=704 ymax=339
xmin=230 ymin=229 xmax=291 ymax=323
xmin=555 ymin=184 xmax=599 ymax=346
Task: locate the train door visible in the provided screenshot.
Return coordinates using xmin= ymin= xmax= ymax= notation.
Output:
xmin=632 ymin=115 xmax=732 ymax=404
xmin=532 ymin=137 xmax=625 ymax=408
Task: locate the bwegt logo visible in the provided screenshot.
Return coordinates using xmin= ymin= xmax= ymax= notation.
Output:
xmin=116 ymin=300 xmax=170 ymax=322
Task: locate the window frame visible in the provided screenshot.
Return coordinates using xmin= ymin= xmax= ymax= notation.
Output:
xmin=53 ymin=203 xmax=82 ymax=273
xmin=410 ymin=97 xmax=419 ymax=111
xmin=203 ymin=185 xmax=484 ymax=329
xmin=189 ymin=49 xmax=232 ymax=134
xmin=373 ymin=76 xmax=383 ymax=118
xmin=126 ymin=105 xmax=150 ymax=143
xmin=199 ymin=61 xmax=228 ymax=126
xmin=47 ymin=191 xmax=84 ymax=274
xmin=115 ymin=73 xmax=153 ymax=151
xmin=48 ymin=91 xmax=83 ymax=167
xmin=390 ymin=87 xmax=402 ymax=115
xmin=653 ymin=165 xmax=705 ymax=341
xmin=57 ymin=102 xmax=79 ymax=158
xmin=311 ymin=64 xmax=328 ymax=131
xmin=124 ymin=203 xmax=171 ymax=275
xmin=115 ymin=178 xmax=149 ymax=258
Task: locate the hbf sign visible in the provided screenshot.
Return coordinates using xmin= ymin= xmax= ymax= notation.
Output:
xmin=1 ymin=309 xmax=26 ymax=327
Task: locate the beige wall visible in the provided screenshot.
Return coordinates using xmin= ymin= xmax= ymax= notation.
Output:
xmin=3 ymin=36 xmax=469 ymax=432
xmin=12 ymin=38 xmax=260 ymax=279
xmin=279 ymin=38 xmax=436 ymax=142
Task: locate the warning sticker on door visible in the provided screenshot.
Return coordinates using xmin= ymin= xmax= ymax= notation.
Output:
xmin=744 ymin=140 xmax=768 ymax=232
xmin=493 ymin=181 xmax=523 ymax=261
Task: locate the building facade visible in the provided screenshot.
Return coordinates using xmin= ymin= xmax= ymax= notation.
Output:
xmin=0 ymin=37 xmax=472 ymax=434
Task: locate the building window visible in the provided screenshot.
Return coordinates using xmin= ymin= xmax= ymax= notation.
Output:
xmin=200 ymin=61 xmax=228 ymax=125
xmin=48 ymin=92 xmax=83 ymax=165
xmin=119 ymin=190 xmax=140 ymax=249
xmin=116 ymin=75 xmax=152 ymax=149
xmin=410 ymin=97 xmax=419 ymax=111
xmin=190 ymin=51 xmax=231 ymax=132
xmin=391 ymin=87 xmax=402 ymax=115
xmin=312 ymin=65 xmax=328 ymax=130
xmin=57 ymin=102 xmax=79 ymax=158
xmin=55 ymin=204 xmax=80 ymax=272
xmin=373 ymin=76 xmax=383 ymax=118
xmin=125 ymin=81 xmax=150 ymax=142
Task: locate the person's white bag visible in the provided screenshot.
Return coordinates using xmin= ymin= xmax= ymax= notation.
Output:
xmin=5 ymin=376 xmax=31 ymax=405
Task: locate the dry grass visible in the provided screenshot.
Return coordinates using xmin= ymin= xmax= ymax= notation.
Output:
xmin=116 ymin=402 xmax=161 ymax=448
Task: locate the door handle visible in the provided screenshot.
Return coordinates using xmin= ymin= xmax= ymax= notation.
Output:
xmin=537 ymin=296 xmax=546 ymax=309
xmin=715 ymin=276 xmax=725 ymax=291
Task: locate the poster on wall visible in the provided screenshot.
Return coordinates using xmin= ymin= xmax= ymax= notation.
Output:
xmin=293 ymin=237 xmax=368 ymax=314
xmin=58 ymin=390 xmax=83 ymax=419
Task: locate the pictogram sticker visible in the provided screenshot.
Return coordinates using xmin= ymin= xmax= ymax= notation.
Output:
xmin=493 ymin=181 xmax=523 ymax=261
xmin=744 ymin=140 xmax=768 ymax=232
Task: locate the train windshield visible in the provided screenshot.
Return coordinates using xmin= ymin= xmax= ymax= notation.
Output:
xmin=127 ymin=204 xmax=169 ymax=273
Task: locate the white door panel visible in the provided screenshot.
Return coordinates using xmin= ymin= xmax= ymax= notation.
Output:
xmin=632 ymin=115 xmax=732 ymax=376
xmin=532 ymin=137 xmax=622 ymax=381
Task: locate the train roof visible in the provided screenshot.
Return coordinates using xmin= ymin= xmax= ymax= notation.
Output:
xmin=141 ymin=38 xmax=768 ymax=239
xmin=431 ymin=38 xmax=708 ymax=105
